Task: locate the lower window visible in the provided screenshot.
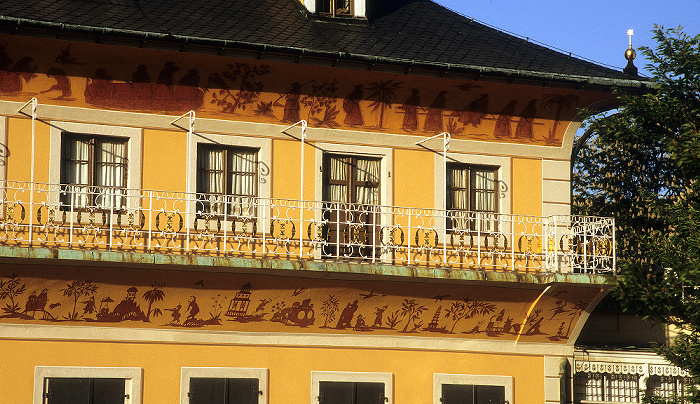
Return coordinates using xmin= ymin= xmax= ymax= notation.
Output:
xmin=434 ymin=374 xmax=512 ymax=404
xmin=181 ymin=367 xmax=267 ymax=404
xmin=34 ymin=367 xmax=141 ymax=404
xmin=44 ymin=378 xmax=126 ymax=404
xmin=312 ymin=372 xmax=392 ymax=404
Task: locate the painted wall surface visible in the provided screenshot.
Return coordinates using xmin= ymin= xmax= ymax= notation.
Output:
xmin=0 ymin=339 xmax=545 ymax=404
xmin=511 ymin=157 xmax=543 ymax=217
xmin=142 ymin=128 xmax=187 ymax=192
xmin=0 ymin=34 xmax=614 ymax=148
xmin=393 ymin=148 xmax=434 ymax=208
xmin=0 ymin=264 xmax=603 ymax=344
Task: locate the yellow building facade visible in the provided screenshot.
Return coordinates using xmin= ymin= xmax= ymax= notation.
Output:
xmin=0 ymin=0 xmax=647 ymax=402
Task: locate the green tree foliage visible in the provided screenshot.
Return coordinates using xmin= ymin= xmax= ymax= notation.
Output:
xmin=573 ymin=26 xmax=700 ymax=401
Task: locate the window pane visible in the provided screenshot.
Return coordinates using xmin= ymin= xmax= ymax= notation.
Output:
xmin=198 ymin=146 xmax=225 ymax=195
xmin=442 ymin=384 xmax=475 ymax=404
xmin=92 ymin=378 xmax=126 ymax=404
xmin=355 ymin=382 xmax=385 ymax=404
xmin=354 ymin=158 xmax=380 ymax=205
xmin=319 ymin=381 xmax=384 ymax=404
xmin=474 ymin=385 xmax=505 ymax=404
xmin=46 ymin=378 xmax=91 ymax=404
xmin=61 ymin=136 xmax=91 ymax=208
xmin=190 ymin=378 xmax=227 ymax=404
xmin=94 ymin=139 xmax=127 ymax=209
xmin=472 ymin=169 xmax=496 ymax=213
xmin=319 ymin=381 xmax=354 ymax=404
xmin=227 ymin=378 xmax=259 ymax=404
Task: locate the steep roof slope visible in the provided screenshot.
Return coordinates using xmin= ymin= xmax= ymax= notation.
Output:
xmin=0 ymin=0 xmax=644 ymax=85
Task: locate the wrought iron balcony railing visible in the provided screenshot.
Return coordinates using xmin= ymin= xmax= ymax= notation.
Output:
xmin=0 ymin=181 xmax=615 ymax=273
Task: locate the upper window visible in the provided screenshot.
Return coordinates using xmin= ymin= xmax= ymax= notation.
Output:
xmin=312 ymin=372 xmax=392 ymax=404
xmin=49 ymin=122 xmax=142 ymax=210
xmin=181 ymin=367 xmax=267 ymax=404
xmin=324 ymin=154 xmax=380 ymax=205
xmin=34 ymin=366 xmax=142 ymax=404
xmin=60 ymin=133 xmax=128 ymax=210
xmin=434 ymin=374 xmax=512 ymax=404
xmin=316 ymin=0 xmax=353 ymax=16
xmin=196 ymin=144 xmax=258 ymax=216
xmin=447 ymin=164 xmax=498 ymax=232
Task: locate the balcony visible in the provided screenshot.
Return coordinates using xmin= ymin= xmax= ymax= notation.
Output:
xmin=0 ymin=181 xmax=615 ymax=273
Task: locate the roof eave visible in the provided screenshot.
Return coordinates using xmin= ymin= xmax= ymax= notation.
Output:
xmin=0 ymin=15 xmax=654 ymax=91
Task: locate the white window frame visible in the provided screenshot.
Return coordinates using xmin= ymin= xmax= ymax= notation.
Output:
xmin=187 ymin=133 xmax=272 ymax=223
xmin=34 ymin=366 xmax=142 ymax=404
xmin=181 ymin=367 xmax=268 ymax=404
xmin=49 ymin=122 xmax=142 ymax=210
xmin=315 ymin=143 xmax=392 ymax=207
xmin=311 ymin=371 xmax=393 ymax=404
xmin=435 ymin=153 xmax=510 ymax=216
xmin=433 ymin=373 xmax=513 ymax=404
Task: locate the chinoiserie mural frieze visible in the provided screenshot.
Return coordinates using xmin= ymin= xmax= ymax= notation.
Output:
xmin=0 ymin=269 xmax=603 ymax=344
xmin=0 ymin=35 xmax=610 ymax=147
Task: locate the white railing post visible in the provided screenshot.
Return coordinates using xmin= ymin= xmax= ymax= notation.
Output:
xmin=17 ymin=98 xmax=37 ymax=246
xmin=170 ymin=111 xmax=195 ymax=253
xmin=415 ymin=132 xmax=450 ymax=266
xmin=280 ymin=120 xmax=307 ymax=259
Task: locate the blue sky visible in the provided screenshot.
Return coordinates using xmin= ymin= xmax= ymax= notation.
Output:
xmin=433 ymin=0 xmax=700 ymax=76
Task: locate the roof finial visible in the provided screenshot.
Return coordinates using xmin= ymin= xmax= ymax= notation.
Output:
xmin=623 ymin=28 xmax=638 ymax=76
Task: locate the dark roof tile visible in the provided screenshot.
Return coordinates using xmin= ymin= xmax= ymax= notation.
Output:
xmin=0 ymin=0 xmax=636 ymax=81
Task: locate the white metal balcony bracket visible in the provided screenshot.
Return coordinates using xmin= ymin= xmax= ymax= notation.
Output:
xmin=281 ymin=120 xmax=308 ymax=253
xmin=415 ymin=132 xmax=451 ymax=264
xmin=170 ymin=111 xmax=196 ymax=251
xmin=17 ymin=98 xmax=38 ymax=246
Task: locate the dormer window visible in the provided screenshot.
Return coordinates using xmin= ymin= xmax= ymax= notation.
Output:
xmin=316 ymin=0 xmax=353 ymax=17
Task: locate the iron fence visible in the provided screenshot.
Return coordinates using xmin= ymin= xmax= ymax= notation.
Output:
xmin=0 ymin=181 xmax=615 ymax=273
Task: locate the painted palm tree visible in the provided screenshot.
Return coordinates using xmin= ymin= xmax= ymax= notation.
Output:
xmin=143 ymin=283 xmax=165 ymax=322
xmin=0 ymin=273 xmax=26 ymax=315
xmin=321 ymin=294 xmax=340 ymax=328
xmin=541 ymin=94 xmax=580 ymax=144
xmin=444 ymin=298 xmax=497 ymax=333
xmin=444 ymin=301 xmax=467 ymax=334
xmin=61 ymin=280 xmax=97 ymax=320
xmin=399 ymin=298 xmax=427 ymax=332
xmin=564 ymin=300 xmax=589 ymax=338
xmin=366 ymin=79 xmax=402 ymax=128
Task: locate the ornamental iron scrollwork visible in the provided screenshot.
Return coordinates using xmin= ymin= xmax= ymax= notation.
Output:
xmin=381 ymin=225 xmax=404 ymax=247
xmin=193 ymin=213 xmax=221 ymax=235
xmin=2 ymin=201 xmax=26 ymax=226
xmin=155 ymin=211 xmax=184 ymax=233
xmin=559 ymin=234 xmax=574 ymax=253
xmin=270 ymin=218 xmax=295 ymax=240
xmin=76 ymin=206 xmax=108 ymax=230
xmin=36 ymin=205 xmax=66 ymax=227
xmin=414 ymin=228 xmax=438 ymax=249
xmin=484 ymin=232 xmax=508 ymax=253
xmin=307 ymin=221 xmax=328 ymax=242
xmin=344 ymin=223 xmax=368 ymax=245
xmin=233 ymin=216 xmax=257 ymax=237
xmin=517 ymin=235 xmax=540 ymax=254
xmin=450 ymin=230 xmax=473 ymax=250
xmin=116 ymin=209 xmax=145 ymax=232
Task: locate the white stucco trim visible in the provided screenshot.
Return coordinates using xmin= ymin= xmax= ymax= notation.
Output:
xmin=433 ymin=373 xmax=514 ymax=404
xmin=34 ymin=366 xmax=142 ymax=404
xmin=311 ymin=371 xmax=393 ymax=404
xmin=180 ymin=367 xmax=268 ymax=404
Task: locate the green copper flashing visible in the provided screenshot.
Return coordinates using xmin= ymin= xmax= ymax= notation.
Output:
xmin=0 ymin=245 xmax=615 ymax=286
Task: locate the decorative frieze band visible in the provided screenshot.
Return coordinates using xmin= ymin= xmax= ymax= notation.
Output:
xmin=575 ymin=361 xmax=645 ymax=375
xmin=575 ymin=360 xmax=689 ymax=377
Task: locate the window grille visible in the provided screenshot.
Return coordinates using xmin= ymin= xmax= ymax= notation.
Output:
xmin=573 ymin=373 xmax=639 ymax=403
